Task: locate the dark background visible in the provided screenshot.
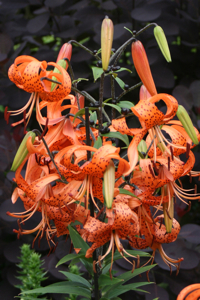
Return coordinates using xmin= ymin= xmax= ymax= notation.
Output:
xmin=0 ymin=0 xmax=200 ymax=299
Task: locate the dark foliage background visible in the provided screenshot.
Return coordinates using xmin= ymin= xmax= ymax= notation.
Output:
xmin=0 ymin=0 xmax=200 ymax=299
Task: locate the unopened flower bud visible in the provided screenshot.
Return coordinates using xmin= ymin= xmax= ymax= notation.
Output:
xmin=103 ymin=160 xmax=115 ymax=208
xmin=11 ymin=131 xmax=36 ymax=171
xmin=56 ymin=43 xmax=72 ymax=68
xmin=154 ymin=25 xmax=171 ymax=63
xmin=101 ymin=16 xmax=114 ymax=71
xmin=176 ymin=105 xmax=199 ymax=145
xmin=137 ymin=140 xmax=147 ymax=159
xmin=163 ymin=197 xmax=174 ymax=233
xmin=132 ymin=41 xmax=157 ymax=96
xmin=51 ymin=59 xmax=67 ymax=91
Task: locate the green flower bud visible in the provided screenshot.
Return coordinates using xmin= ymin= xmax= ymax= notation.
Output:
xmin=163 ymin=197 xmax=174 ymax=233
xmin=103 ymin=160 xmax=115 ymax=208
xmin=11 ymin=131 xmax=36 ymax=171
xmin=101 ymin=16 xmax=114 ymax=71
xmin=137 ymin=139 xmax=147 ymax=159
xmin=154 ymin=25 xmax=172 ymax=63
xmin=51 ymin=59 xmax=67 ymax=91
xmin=176 ymin=105 xmax=199 ymax=145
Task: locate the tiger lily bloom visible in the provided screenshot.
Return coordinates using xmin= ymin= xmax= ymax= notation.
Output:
xmin=7 ymin=55 xmax=71 ymax=127
xmin=54 ymin=144 xmax=130 ymax=208
xmin=129 ymin=205 xmax=183 ymax=272
xmin=112 ymin=90 xmax=179 ymax=175
xmin=177 ymin=284 xmax=200 ymax=300
xmin=8 ymin=154 xmax=87 ymax=241
xmin=83 ymin=200 xmax=139 ymax=267
xmin=131 ymin=153 xmax=200 ymax=204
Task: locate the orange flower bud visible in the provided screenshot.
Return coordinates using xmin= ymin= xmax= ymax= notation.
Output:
xmin=56 ymin=43 xmax=72 ymax=69
xmin=132 ymin=41 xmax=157 ymax=96
xmin=101 ymin=16 xmax=114 ymax=71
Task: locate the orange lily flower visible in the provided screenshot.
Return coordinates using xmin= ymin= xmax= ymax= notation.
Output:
xmin=177 ymin=284 xmax=200 ymax=300
xmin=8 ymin=154 xmax=88 ymax=241
xmin=82 ymin=199 xmax=139 ymax=267
xmin=129 ymin=203 xmax=183 ymax=271
xmin=7 ymin=55 xmax=71 ymax=127
xmin=54 ymin=144 xmax=130 ymax=207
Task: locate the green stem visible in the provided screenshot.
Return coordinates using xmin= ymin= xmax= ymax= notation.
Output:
xmin=110 ymin=75 xmax=115 ymax=120
xmin=98 ymin=73 xmax=105 ymax=134
xmin=68 ymin=40 xmax=101 ymax=60
xmin=118 ymin=81 xmax=142 ymax=101
xmin=135 ymin=23 xmax=157 ymax=37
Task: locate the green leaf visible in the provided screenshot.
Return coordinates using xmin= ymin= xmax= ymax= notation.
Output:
xmin=101 ymin=132 xmax=129 ymax=147
xmin=117 ymin=264 xmax=156 ymax=283
xmin=99 ymin=274 xmax=124 ymax=288
xmin=103 ymin=103 xmax=121 ymax=113
xmin=92 ymin=67 xmax=104 ymax=82
xmin=118 ymin=188 xmax=140 ymax=200
xmin=114 ymin=76 xmax=125 ymax=89
xmin=104 ymin=249 xmax=150 ymax=266
xmin=93 ymin=136 xmax=102 ymax=149
xmin=72 ymin=78 xmax=89 ymax=84
xmin=104 ymin=282 xmax=153 ymax=298
xmin=90 ymin=111 xmax=97 ymax=124
xmin=80 ymin=257 xmax=94 ymax=275
xmin=68 ymin=225 xmax=89 ymax=254
xmin=115 ymin=67 xmax=132 ymax=73
xmin=124 ymin=26 xmax=134 ymax=36
xmin=73 ymin=108 xmax=85 ymax=122
xmin=118 ymin=101 xmax=134 ymax=109
xmin=59 ymin=271 xmax=91 ymax=289
xmin=21 ymin=281 xmax=91 ymax=298
xmin=152 ymin=298 xmax=159 ymax=300
xmin=56 ymin=253 xmax=85 ymax=267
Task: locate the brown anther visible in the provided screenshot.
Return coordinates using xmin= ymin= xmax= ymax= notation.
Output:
xmin=32 ymin=236 xmax=37 ymax=248
xmin=63 ymin=201 xmax=73 ymax=212
xmin=146 ymin=270 xmax=150 ymax=282
xmin=53 ymin=242 xmax=59 ymax=253
xmin=35 ymin=153 xmax=38 ymax=164
xmin=137 ymin=255 xmax=140 ymax=268
xmin=58 ymin=202 xmax=63 ymax=216
xmin=186 ymin=201 xmax=191 ymax=212
xmin=168 ymin=156 xmax=170 ymax=171
xmin=69 ymin=242 xmax=73 ymax=254
xmin=186 ymin=143 xmax=190 ymax=158
xmin=131 ymin=261 xmax=135 ymax=273
xmin=159 ymin=218 xmax=163 ymax=229
xmin=98 ymin=256 xmax=102 ymax=268
xmin=48 ymin=246 xmax=53 ymax=256
xmin=195 ymin=184 xmax=197 ymax=194
xmin=170 ymin=146 xmax=174 ymax=161
xmin=93 ymin=260 xmax=97 ymax=273
xmin=165 ymin=208 xmax=172 ymax=220
xmin=17 ymin=219 xmax=23 ymax=230
xmin=148 ymin=164 xmax=155 ymax=178
xmin=39 ymin=118 xmax=49 ymax=140
xmin=4 ymin=106 xmax=10 ymax=124
xmin=96 ymin=206 xmax=105 ymax=219
xmin=109 ymin=268 xmax=112 ymax=280
xmin=152 ymin=162 xmax=159 ymax=174
xmin=189 ymin=172 xmax=192 ymax=183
